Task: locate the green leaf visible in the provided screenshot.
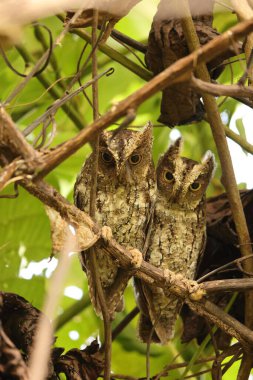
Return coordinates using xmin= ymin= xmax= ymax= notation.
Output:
xmin=235 ymin=118 xmax=248 ymax=155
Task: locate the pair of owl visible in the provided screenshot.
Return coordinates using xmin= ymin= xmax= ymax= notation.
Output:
xmin=74 ymin=122 xmax=215 ymax=344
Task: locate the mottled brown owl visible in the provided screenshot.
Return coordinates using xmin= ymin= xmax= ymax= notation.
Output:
xmin=74 ymin=123 xmax=156 ymax=319
xmin=135 ymin=137 xmax=215 ymax=344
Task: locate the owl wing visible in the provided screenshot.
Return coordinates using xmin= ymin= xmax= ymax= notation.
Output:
xmin=137 ymin=277 xmax=182 ymax=344
xmin=195 ymin=229 xmax=207 ymax=279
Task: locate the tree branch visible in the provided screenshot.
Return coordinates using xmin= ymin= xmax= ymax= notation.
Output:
xmin=190 ymin=76 xmax=253 ymax=99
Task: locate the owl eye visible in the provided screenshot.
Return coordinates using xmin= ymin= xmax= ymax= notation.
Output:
xmin=129 ymin=154 xmax=142 ymax=165
xmin=164 ymin=170 xmax=174 ymax=182
xmin=190 ymin=182 xmax=201 ymax=191
xmin=101 ymin=151 xmax=113 ymax=163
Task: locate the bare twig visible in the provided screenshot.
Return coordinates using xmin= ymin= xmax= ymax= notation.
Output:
xmin=111 ymin=307 xmax=139 ymax=342
xmin=22 ymin=67 xmax=113 ymax=136
xmin=87 ymin=11 xmax=112 ymax=380
xmin=15 ymin=45 xmax=85 ymax=130
xmin=153 ymin=356 xmax=216 ymax=380
xmin=0 ymin=23 xmax=53 ymax=78
xmin=3 ymin=10 xmax=84 ymax=105
xmin=54 ymin=294 xmax=91 ymax=331
xmin=34 ymin=23 xmax=63 ymax=85
xmin=198 ymin=255 xmax=253 ymax=283
xmin=190 ymin=76 xmax=253 ymax=99
xmin=111 ymin=29 xmax=147 ymax=54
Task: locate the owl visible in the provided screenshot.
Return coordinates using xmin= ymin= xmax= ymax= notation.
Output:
xmin=135 ymin=137 xmax=215 ymax=344
xmin=74 ymin=122 xmax=156 ymax=319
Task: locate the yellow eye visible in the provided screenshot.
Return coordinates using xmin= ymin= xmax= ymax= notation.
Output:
xmin=164 ymin=170 xmax=174 ymax=182
xmin=101 ymin=151 xmax=113 ymax=163
xmin=190 ymin=182 xmax=201 ymax=191
xmin=129 ymin=154 xmax=141 ymax=165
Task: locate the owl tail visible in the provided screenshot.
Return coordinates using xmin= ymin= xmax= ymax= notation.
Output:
xmin=138 ymin=313 xmax=160 ymax=343
xmin=139 ymin=295 xmax=182 ymax=344
xmin=153 ymin=297 xmax=183 ymax=344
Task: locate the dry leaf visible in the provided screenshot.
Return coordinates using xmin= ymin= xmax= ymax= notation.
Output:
xmin=45 ymin=206 xmax=99 ymax=254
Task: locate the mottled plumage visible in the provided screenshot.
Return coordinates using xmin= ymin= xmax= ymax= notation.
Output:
xmin=135 ymin=137 xmax=215 ymax=344
xmin=74 ymin=123 xmax=156 ymax=319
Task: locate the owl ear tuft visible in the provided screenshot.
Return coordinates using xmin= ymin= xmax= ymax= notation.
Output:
xmin=166 ymin=137 xmax=183 ymax=160
xmin=139 ymin=121 xmax=153 ymax=140
xmin=201 ymin=150 xmax=216 ymax=179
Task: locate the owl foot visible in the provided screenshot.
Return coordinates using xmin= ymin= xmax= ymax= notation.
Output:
xmin=163 ymin=270 xmax=205 ymax=301
xmin=188 ymin=280 xmax=206 ymax=301
xmin=127 ymin=247 xmax=143 ymax=269
xmin=163 ymin=269 xmax=184 ymax=284
xmin=101 ymin=226 xmax=113 ymax=244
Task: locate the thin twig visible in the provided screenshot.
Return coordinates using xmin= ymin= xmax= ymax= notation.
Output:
xmin=3 ymin=9 xmax=84 ymax=105
xmin=190 ymin=76 xmax=253 ymax=99
xmin=22 ymin=68 xmax=113 ymax=137
xmin=15 ymin=45 xmax=85 ymax=130
xmin=89 ymin=11 xmax=112 ymax=380
xmin=111 ymin=29 xmax=147 ymax=53
xmin=111 ymin=307 xmax=139 ymax=341
xmin=153 ymin=356 xmax=216 ymax=380
xmin=54 ymin=294 xmax=90 ymax=331
xmin=33 ymin=23 xmax=63 ymax=86
xmin=181 ymin=0 xmax=253 ymax=329
xmin=197 ymin=255 xmax=253 ymax=283
xmin=0 ymin=23 xmax=53 ymax=78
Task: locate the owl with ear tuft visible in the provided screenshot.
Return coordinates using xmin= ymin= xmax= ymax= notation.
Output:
xmin=135 ymin=137 xmax=215 ymax=344
xmin=74 ymin=122 xmax=156 ymax=319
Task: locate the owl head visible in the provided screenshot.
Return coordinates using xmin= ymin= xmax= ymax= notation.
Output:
xmin=157 ymin=137 xmax=215 ymax=210
xmin=97 ymin=122 xmax=154 ymax=184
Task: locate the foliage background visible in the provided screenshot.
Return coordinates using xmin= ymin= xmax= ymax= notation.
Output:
xmin=0 ymin=1 xmax=251 ymax=378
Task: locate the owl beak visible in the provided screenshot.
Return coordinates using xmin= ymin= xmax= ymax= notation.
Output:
xmin=117 ymin=162 xmax=133 ymax=183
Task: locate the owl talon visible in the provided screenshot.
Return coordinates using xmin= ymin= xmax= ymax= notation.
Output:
xmin=101 ymin=226 xmax=113 ymax=244
xmin=127 ymin=247 xmax=143 ymax=268
xmin=188 ymin=280 xmax=206 ymax=301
